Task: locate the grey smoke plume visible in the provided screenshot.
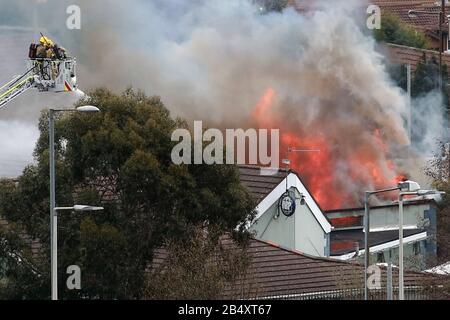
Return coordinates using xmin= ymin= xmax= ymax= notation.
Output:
xmin=0 ymin=120 xmax=38 ymax=177
xmin=0 ymin=0 xmax=445 ymax=208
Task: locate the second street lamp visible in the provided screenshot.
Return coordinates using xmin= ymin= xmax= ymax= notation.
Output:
xmin=52 ymin=205 xmax=104 ymax=300
xmin=49 ymin=105 xmax=100 ymax=301
xmin=398 ymin=189 xmax=444 ymax=300
xmin=363 ymin=180 xmax=421 ymax=300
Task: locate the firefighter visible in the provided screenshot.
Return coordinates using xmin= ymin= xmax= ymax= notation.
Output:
xmin=35 ymin=43 xmax=47 ymax=59
xmin=53 ymin=44 xmax=68 ymax=59
xmin=39 ymin=35 xmax=54 ymax=47
xmin=36 ymin=36 xmax=56 ymax=59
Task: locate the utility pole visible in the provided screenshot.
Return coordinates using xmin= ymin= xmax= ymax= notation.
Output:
xmin=407 ymin=64 xmax=412 ymax=145
xmin=387 ymin=250 xmax=393 ymax=300
xmin=439 ymin=0 xmax=445 ymax=92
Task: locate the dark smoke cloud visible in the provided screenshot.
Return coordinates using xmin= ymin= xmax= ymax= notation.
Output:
xmin=0 ymin=0 xmax=444 ymax=197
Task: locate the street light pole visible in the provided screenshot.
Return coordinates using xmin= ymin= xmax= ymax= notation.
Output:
xmin=49 ymin=106 xmax=100 ymax=300
xmin=51 ymin=205 xmax=104 ymax=300
xmin=364 ymin=186 xmax=401 ymax=300
xmin=398 ymin=189 xmax=445 ymax=300
xmin=363 ymin=181 xmax=421 ymax=300
xmin=364 ymin=192 xmax=370 ymax=301
xmin=398 ymin=194 xmax=405 ymax=300
xmin=439 ymin=6 xmax=443 ymax=92
xmin=49 ymin=109 xmax=57 ymax=301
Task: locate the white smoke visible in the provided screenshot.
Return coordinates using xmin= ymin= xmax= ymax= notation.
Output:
xmin=0 ymin=0 xmax=446 ymax=206
xmin=0 ymin=120 xmax=38 ymax=177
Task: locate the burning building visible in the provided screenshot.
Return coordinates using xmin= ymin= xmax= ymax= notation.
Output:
xmin=240 ymin=165 xmax=438 ymax=270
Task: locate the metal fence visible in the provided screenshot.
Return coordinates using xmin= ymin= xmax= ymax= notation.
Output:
xmin=261 ymin=286 xmax=440 ymax=300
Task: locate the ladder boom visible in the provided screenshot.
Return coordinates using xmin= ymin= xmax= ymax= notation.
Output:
xmin=0 ymin=75 xmax=22 ymax=92
xmin=0 ymin=75 xmax=34 ymax=110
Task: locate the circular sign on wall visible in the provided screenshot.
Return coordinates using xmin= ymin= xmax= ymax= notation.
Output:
xmin=278 ymin=192 xmax=296 ymax=217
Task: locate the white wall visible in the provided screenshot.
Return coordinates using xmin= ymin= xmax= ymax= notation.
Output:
xmin=249 ymin=187 xmax=328 ymax=257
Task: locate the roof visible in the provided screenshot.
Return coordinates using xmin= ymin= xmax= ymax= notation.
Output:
xmin=238 ymin=165 xmax=332 ymax=233
xmin=288 ymin=1 xmax=449 ymax=40
xmin=330 ymin=228 xmax=426 ymax=256
xmin=151 ymin=236 xmax=439 ymax=299
xmin=371 ymin=0 xmax=450 ymax=34
xmin=238 ymin=165 xmax=287 ymax=203
xmin=325 ymin=198 xmax=437 ymax=215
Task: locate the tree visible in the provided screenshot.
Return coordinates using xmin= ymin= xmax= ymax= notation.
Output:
xmin=411 ymin=55 xmax=448 ymax=146
xmin=425 ymin=143 xmax=450 ymax=265
xmin=145 ymin=224 xmax=258 ymax=300
xmin=0 ymin=88 xmax=256 ymax=299
xmin=412 ymin=54 xmax=449 ymax=100
xmin=374 ymin=12 xmax=428 ymax=49
xmin=387 ymin=54 xmax=448 ymax=148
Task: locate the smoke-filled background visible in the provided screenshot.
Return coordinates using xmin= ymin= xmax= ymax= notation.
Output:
xmin=0 ymin=0 xmax=445 ymax=209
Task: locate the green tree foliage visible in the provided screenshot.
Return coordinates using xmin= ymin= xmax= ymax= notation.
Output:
xmin=374 ymin=12 xmax=428 ymax=49
xmin=388 ymin=54 xmax=448 ymax=147
xmin=0 ymin=88 xmax=256 ymax=299
xmin=424 ymin=158 xmax=450 ymax=301
xmin=412 ymin=54 xmax=449 ymax=100
xmin=426 ymin=143 xmax=450 ymax=265
xmin=387 ymin=64 xmax=408 ymax=92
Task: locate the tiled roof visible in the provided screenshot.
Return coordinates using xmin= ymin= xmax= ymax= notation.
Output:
xmin=371 ymin=0 xmax=450 ymax=34
xmin=0 ymin=215 xmax=43 ymax=259
xmin=237 ymin=165 xmax=287 ymax=203
xmin=151 ymin=236 xmax=439 ymax=299
xmin=289 ymin=1 xmax=449 ymax=34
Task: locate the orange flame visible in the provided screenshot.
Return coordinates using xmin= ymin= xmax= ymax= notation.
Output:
xmin=251 ymin=88 xmax=406 ymax=210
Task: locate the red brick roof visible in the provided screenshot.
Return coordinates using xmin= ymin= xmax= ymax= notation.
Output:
xmin=288 ymin=1 xmax=449 ymax=35
xmin=371 ymin=1 xmax=449 ymax=35
xmin=151 ymin=236 xmax=440 ymax=299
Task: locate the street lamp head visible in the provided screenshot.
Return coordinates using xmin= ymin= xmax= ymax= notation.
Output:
xmin=76 ymin=105 xmax=100 ymax=113
xmin=416 ymin=190 xmax=446 ymax=196
xmin=398 ymin=180 xmax=421 ymax=192
xmin=73 ymin=205 xmax=104 ymax=212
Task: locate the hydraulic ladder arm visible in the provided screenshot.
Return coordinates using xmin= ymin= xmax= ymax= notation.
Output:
xmin=0 ymin=69 xmax=36 ymax=110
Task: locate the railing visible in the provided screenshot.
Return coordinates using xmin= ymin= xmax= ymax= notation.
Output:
xmin=258 ymin=286 xmax=441 ymax=300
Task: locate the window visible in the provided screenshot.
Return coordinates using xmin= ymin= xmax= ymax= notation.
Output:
xmin=376 ymin=252 xmax=385 ymax=263
xmin=413 ymin=242 xmax=421 ymax=255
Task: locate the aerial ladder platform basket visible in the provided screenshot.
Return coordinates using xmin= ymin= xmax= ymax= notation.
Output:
xmin=0 ymin=53 xmax=78 ymax=110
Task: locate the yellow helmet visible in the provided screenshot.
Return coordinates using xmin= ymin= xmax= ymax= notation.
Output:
xmin=39 ymin=36 xmax=54 ymax=46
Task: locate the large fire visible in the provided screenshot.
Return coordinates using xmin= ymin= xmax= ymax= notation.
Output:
xmin=251 ymin=88 xmax=407 ymax=210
